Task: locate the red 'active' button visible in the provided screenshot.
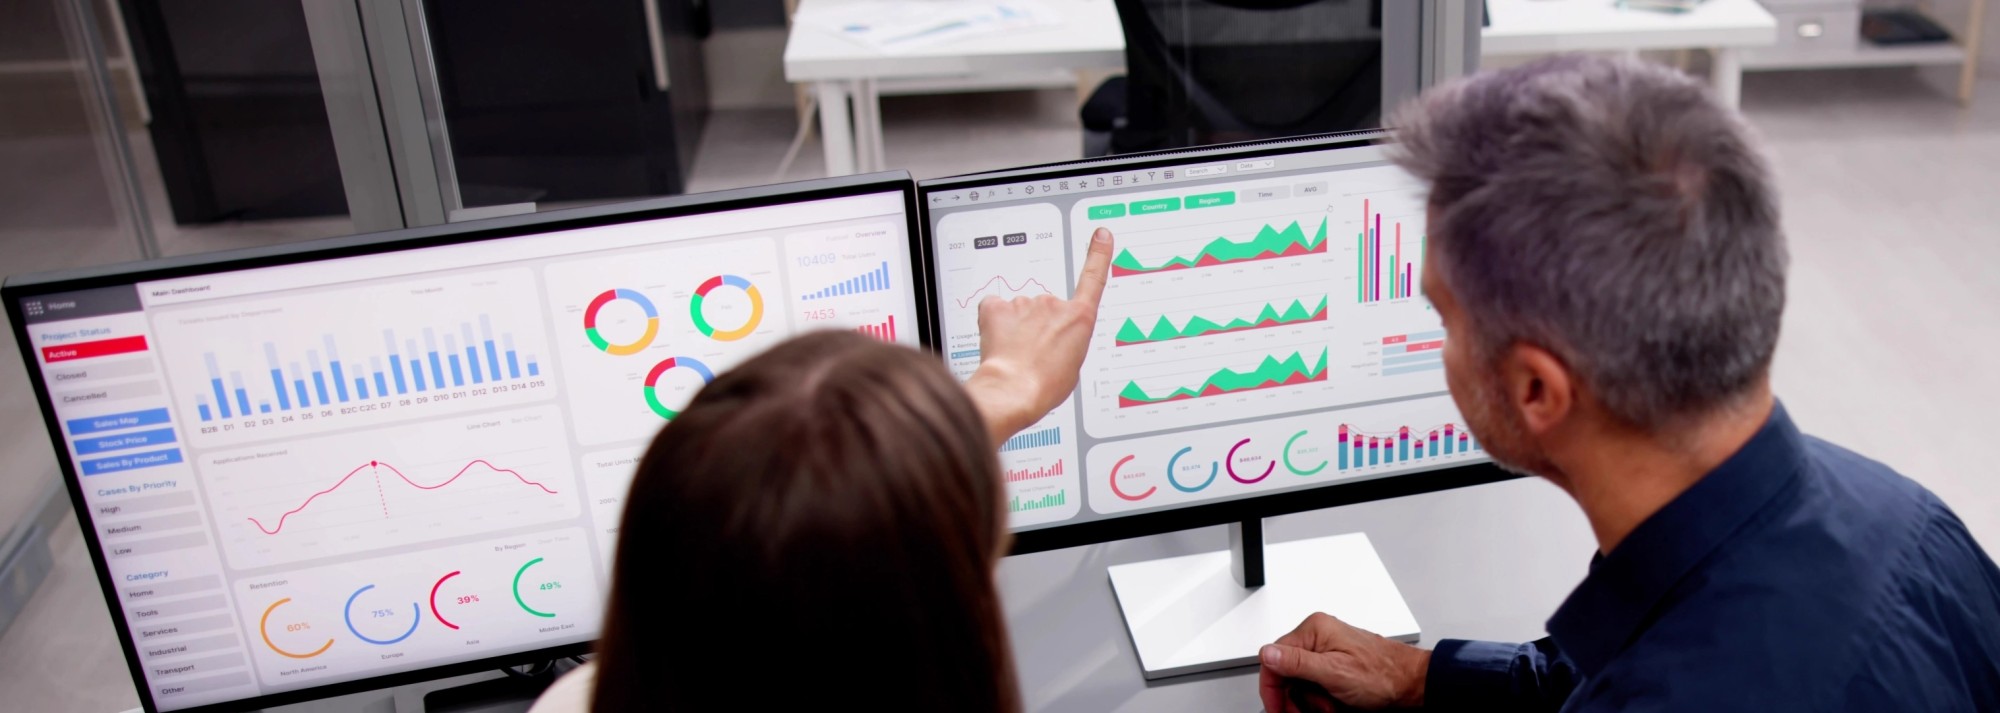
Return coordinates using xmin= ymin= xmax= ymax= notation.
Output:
xmin=42 ymin=335 xmax=149 ymax=364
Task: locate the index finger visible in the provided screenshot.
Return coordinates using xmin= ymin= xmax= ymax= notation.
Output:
xmin=1071 ymin=228 xmax=1114 ymax=308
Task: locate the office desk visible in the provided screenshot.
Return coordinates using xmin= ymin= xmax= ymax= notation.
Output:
xmin=1483 ymin=0 xmax=1778 ymax=108
xmin=998 ymin=476 xmax=1593 ymax=712
xmin=783 ymin=0 xmax=1124 ymax=176
xmin=784 ymin=0 xmax=1778 ymax=177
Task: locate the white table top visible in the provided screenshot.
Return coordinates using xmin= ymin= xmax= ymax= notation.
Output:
xmin=783 ymin=0 xmax=1125 ymax=82
xmin=1481 ymin=0 xmax=1777 ymax=55
xmin=784 ymin=0 xmax=1779 ymax=81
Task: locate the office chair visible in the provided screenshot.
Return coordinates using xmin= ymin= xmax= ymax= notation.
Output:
xmin=1082 ymin=0 xmax=1384 ymax=156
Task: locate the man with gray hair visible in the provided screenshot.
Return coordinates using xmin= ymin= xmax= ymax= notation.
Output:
xmin=1255 ymin=55 xmax=2000 ymax=711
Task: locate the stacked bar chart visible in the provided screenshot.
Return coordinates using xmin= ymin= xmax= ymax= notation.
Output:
xmin=1380 ymin=329 xmax=1445 ymax=376
xmin=1335 ymin=422 xmax=1479 ymax=471
xmin=193 ymin=314 xmax=543 ymax=423
xmin=799 ymin=261 xmax=891 ymax=300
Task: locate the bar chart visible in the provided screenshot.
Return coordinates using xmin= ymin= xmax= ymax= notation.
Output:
xmin=799 ymin=261 xmax=892 ymax=301
xmin=1378 ymin=329 xmax=1445 ymax=377
xmin=1356 ymin=198 xmax=1423 ymax=304
xmin=192 ymin=314 xmax=545 ymax=423
xmin=1336 ymin=422 xmax=1479 ymax=471
xmin=149 ymin=268 xmax=557 ymax=446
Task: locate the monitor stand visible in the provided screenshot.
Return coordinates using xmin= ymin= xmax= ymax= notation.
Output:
xmin=1106 ymin=520 xmax=1420 ymax=679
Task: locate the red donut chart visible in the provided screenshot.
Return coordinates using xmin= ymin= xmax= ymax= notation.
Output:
xmin=1109 ymin=455 xmax=1156 ymax=501
xmin=429 ymin=570 xmax=462 ymax=630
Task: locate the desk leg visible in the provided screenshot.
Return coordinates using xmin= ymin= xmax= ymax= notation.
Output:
xmin=1711 ymin=48 xmax=1742 ymax=110
xmin=855 ymin=78 xmax=886 ymax=173
xmin=816 ymin=80 xmax=857 ymax=176
xmin=1960 ymin=0 xmax=1986 ymax=104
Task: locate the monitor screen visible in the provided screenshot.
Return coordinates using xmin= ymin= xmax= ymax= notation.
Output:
xmin=920 ymin=135 xmax=1494 ymax=537
xmin=6 ymin=179 xmax=926 ymax=712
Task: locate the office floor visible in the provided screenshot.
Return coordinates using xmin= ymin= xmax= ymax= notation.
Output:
xmin=0 ymin=67 xmax=1996 ymax=712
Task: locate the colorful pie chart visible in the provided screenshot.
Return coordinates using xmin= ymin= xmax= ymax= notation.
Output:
xmin=644 ymin=356 xmax=715 ymax=420
xmin=690 ymin=275 xmax=764 ymax=342
xmin=584 ymin=289 xmax=659 ymax=355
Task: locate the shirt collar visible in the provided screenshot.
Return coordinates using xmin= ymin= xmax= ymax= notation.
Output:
xmin=1545 ymin=401 xmax=1807 ymax=677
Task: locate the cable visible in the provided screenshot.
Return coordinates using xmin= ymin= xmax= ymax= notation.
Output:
xmin=771 ymin=97 xmax=820 ymax=183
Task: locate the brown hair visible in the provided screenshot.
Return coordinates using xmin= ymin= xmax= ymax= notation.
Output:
xmin=590 ymin=331 xmax=1019 ymax=712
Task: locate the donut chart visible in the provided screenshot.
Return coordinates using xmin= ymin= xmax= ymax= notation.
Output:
xmin=583 ymin=289 xmax=660 ymax=355
xmin=259 ymin=597 xmax=334 ymax=659
xmin=1167 ymin=446 xmax=1217 ymax=493
xmin=343 ymin=584 xmax=421 ymax=645
xmin=689 ymin=275 xmax=764 ymax=341
xmin=512 ymin=558 xmax=557 ymax=618
xmin=643 ymin=357 xmax=716 ymax=420
xmin=1284 ymin=430 xmax=1328 ymax=476
xmin=428 ymin=571 xmax=463 ymax=631
xmin=1226 ymin=438 xmax=1276 ymax=484
xmin=1109 ymin=455 xmax=1155 ymax=501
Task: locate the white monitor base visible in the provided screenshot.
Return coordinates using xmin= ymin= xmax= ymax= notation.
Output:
xmin=1107 ymin=532 xmax=1419 ymax=680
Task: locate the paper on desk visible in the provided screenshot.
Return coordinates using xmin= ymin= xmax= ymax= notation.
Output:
xmin=802 ymin=1 xmax=1063 ymax=53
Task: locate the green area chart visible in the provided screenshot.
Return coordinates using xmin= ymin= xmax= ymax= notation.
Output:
xmin=1115 ymin=296 xmax=1329 ymax=346
xmin=1111 ymin=218 xmax=1329 ymax=277
xmin=1116 ymin=348 xmax=1329 ymax=408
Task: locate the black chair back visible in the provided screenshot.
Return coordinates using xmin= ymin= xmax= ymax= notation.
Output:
xmin=1110 ymin=0 xmax=1384 ymax=153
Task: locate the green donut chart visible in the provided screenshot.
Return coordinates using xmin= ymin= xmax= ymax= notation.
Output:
xmin=512 ymin=557 xmax=557 ymax=618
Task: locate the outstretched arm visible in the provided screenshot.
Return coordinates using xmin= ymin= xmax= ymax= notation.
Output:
xmin=963 ymin=228 xmax=1114 ymax=445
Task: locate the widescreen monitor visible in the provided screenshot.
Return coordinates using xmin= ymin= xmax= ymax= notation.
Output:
xmin=919 ymin=133 xmax=1517 ymax=553
xmin=3 ymin=174 xmax=929 ymax=713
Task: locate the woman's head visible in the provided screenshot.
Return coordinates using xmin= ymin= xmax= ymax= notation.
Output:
xmin=591 ymin=331 xmax=1018 ymax=712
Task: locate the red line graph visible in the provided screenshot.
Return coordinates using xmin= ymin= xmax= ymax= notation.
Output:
xmin=954 ymin=275 xmax=1055 ymax=308
xmin=247 ymin=459 xmax=557 ymax=535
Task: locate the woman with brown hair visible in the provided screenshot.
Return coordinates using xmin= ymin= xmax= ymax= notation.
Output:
xmin=528 ymin=229 xmax=1115 ymax=713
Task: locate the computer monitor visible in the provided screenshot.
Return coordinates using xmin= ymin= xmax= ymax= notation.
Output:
xmin=3 ymin=174 xmax=930 ymax=713
xmin=918 ymin=133 xmax=1519 ymax=554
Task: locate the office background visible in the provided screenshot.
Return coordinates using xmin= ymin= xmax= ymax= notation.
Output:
xmin=1 ymin=0 xmax=1997 ymax=710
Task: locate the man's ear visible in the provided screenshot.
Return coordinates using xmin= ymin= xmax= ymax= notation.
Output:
xmin=1497 ymin=342 xmax=1574 ymax=436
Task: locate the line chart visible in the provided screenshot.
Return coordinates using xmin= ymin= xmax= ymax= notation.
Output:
xmin=248 ymin=459 xmax=559 ymax=535
xmin=954 ymin=275 xmax=1056 ymax=308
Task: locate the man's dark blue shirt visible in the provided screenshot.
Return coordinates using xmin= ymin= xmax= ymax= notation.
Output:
xmin=1426 ymin=404 xmax=2000 ymax=711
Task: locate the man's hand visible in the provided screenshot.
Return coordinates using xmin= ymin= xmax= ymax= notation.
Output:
xmin=1259 ymin=613 xmax=1431 ymax=713
xmin=964 ymin=228 xmax=1114 ymax=445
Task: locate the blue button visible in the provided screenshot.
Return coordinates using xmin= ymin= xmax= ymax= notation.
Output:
xmin=79 ymin=448 xmax=183 ymax=476
xmin=67 ymin=407 xmax=172 ymax=436
xmin=73 ymin=427 xmax=177 ymax=456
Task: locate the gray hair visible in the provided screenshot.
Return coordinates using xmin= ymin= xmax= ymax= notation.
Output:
xmin=1389 ymin=55 xmax=1787 ymax=430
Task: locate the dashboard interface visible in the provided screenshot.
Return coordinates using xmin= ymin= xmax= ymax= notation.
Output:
xmin=924 ymin=142 xmax=1490 ymax=532
xmin=12 ymin=190 xmax=922 ymax=711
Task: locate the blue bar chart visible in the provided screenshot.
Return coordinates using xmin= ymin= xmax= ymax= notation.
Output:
xmin=799 ymin=261 xmax=891 ymax=300
xmin=192 ymin=314 xmax=544 ymax=423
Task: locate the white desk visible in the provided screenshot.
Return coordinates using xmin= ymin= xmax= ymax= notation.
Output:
xmin=782 ymin=0 xmax=1124 ymax=176
xmin=784 ymin=0 xmax=1778 ymax=177
xmin=1483 ymin=0 xmax=1778 ymax=107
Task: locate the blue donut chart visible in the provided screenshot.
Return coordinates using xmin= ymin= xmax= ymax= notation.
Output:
xmin=344 ymin=584 xmax=421 ymax=645
xmin=1167 ymin=446 xmax=1218 ymax=493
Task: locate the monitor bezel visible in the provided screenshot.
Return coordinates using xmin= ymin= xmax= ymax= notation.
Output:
xmin=915 ymin=132 xmax=1524 ymax=556
xmin=3 ymin=171 xmax=932 ymax=713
